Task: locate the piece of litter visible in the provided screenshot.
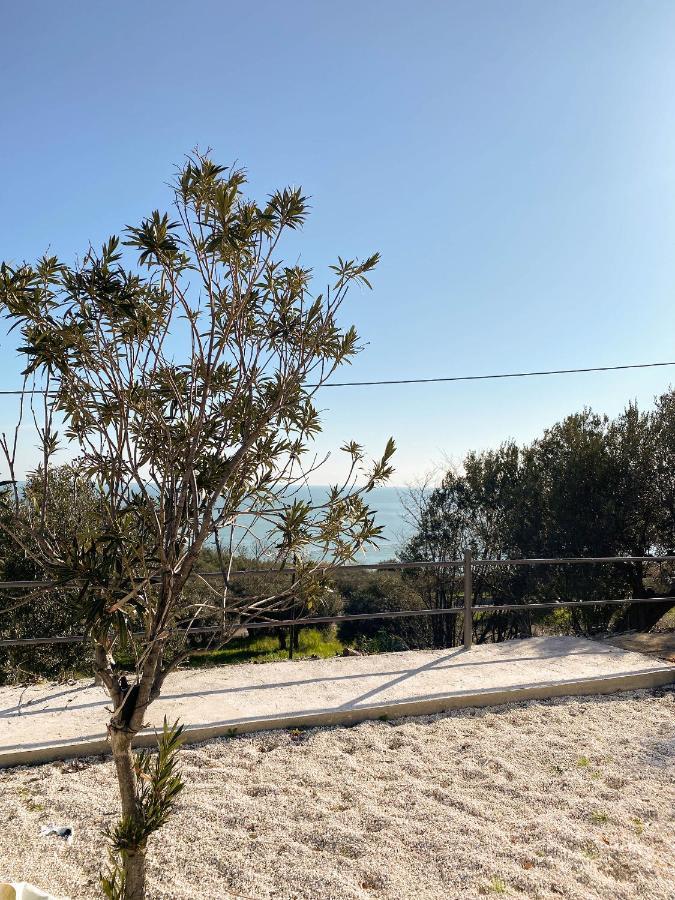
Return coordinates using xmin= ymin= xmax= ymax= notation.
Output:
xmin=0 ymin=883 xmax=70 ymax=900
xmin=40 ymin=825 xmax=73 ymax=845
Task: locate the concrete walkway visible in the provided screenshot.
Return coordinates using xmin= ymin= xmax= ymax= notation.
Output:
xmin=1 ymin=635 xmax=673 ymax=767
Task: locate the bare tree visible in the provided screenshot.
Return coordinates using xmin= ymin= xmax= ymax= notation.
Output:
xmin=0 ymin=151 xmax=394 ymax=899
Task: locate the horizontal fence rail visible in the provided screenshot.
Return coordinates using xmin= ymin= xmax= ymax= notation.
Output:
xmin=2 ymin=554 xmax=675 ymax=591
xmin=0 ymin=596 xmax=670 ymax=648
xmin=1 ymin=553 xmax=674 ymax=650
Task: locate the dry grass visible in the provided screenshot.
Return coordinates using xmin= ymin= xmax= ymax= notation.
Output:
xmin=1 ymin=688 xmax=673 ymax=900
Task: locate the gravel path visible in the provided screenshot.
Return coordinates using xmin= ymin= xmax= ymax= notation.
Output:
xmin=1 ymin=689 xmax=673 ymax=900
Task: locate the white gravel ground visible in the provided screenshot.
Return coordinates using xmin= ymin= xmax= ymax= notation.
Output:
xmin=1 ymin=689 xmax=673 ymax=900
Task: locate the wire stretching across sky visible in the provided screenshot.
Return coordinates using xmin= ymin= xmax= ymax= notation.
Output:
xmin=0 ymin=360 xmax=674 ymax=395
xmin=310 ymin=360 xmax=675 ymax=388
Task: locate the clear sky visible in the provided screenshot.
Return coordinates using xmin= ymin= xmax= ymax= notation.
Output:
xmin=2 ymin=1 xmax=675 ymax=485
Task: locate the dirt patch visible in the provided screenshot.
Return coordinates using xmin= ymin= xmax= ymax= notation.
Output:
xmin=602 ymin=630 xmax=675 ymax=663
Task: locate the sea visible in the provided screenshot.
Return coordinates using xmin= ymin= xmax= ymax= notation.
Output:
xmin=14 ymin=480 xmax=411 ymax=565
xmin=220 ymin=485 xmax=412 ymax=564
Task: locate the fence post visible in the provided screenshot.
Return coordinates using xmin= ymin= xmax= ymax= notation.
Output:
xmin=288 ymin=568 xmax=295 ymax=661
xmin=463 ymin=548 xmax=473 ymax=650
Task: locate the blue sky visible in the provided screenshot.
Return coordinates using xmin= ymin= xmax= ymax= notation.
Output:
xmin=2 ymin=1 xmax=675 ymax=485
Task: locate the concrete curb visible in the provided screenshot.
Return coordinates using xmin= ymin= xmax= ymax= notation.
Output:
xmin=2 ymin=666 xmax=673 ymax=768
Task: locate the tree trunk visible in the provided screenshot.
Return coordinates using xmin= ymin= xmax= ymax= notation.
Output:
xmin=123 ymin=849 xmax=146 ymax=900
xmin=612 ymin=561 xmax=675 ymax=631
xmin=616 ymin=597 xmax=675 ymax=633
xmin=110 ymin=730 xmax=146 ymax=900
xmin=433 ymin=582 xmax=446 ymax=648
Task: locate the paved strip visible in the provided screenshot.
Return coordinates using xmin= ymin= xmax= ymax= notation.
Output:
xmin=1 ymin=635 xmax=673 ymax=767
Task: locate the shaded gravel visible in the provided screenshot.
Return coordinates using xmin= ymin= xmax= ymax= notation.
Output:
xmin=1 ymin=688 xmax=673 ymax=899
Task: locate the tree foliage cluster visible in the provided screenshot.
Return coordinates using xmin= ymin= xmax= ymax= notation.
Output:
xmin=0 ymin=466 xmax=99 ymax=681
xmin=402 ymin=393 xmax=675 ymax=643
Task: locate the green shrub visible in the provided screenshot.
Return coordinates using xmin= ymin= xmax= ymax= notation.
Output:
xmin=336 ymin=571 xmax=432 ymax=649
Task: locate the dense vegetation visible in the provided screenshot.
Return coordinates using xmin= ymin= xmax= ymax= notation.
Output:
xmin=401 ymin=391 xmax=675 ymax=644
xmin=3 ymin=389 xmax=675 ymax=686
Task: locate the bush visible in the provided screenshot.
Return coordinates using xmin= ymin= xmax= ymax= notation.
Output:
xmin=336 ymin=572 xmax=432 ymax=650
xmin=353 ymin=628 xmax=411 ymax=654
xmin=0 ymin=468 xmax=98 ymax=683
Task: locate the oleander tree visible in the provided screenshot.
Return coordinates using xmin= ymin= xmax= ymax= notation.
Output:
xmin=0 ymin=151 xmax=394 ymax=900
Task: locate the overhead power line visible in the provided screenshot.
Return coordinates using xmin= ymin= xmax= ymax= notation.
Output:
xmin=311 ymin=360 xmax=675 ymax=388
xmin=0 ymin=360 xmax=673 ymax=395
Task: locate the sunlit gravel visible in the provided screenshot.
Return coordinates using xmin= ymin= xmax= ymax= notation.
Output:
xmin=1 ymin=688 xmax=673 ymax=899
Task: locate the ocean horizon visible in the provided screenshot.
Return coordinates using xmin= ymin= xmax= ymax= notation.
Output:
xmin=11 ymin=480 xmax=414 ymax=565
xmin=219 ymin=485 xmax=414 ymax=564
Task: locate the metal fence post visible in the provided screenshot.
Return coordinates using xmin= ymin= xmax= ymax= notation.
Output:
xmin=288 ymin=567 xmax=295 ymax=660
xmin=463 ymin=548 xmax=473 ymax=649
